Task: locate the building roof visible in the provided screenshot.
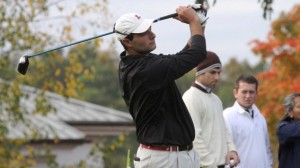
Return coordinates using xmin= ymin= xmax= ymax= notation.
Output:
xmin=22 ymin=85 xmax=133 ymax=124
xmin=6 ymin=114 xmax=86 ymax=140
xmin=5 ymin=85 xmax=133 ymax=140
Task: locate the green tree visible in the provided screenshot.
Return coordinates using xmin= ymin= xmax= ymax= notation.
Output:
xmin=91 ymin=133 xmax=138 ymax=168
xmin=67 ymin=43 xmax=127 ymax=111
xmin=0 ymin=0 xmax=111 ymax=167
xmin=217 ymin=58 xmax=265 ymax=108
xmin=176 ymin=69 xmax=196 ymax=95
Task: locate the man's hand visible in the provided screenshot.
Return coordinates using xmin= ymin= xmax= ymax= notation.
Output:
xmin=189 ymin=4 xmax=209 ymax=27
xmin=175 ymin=5 xmax=204 ymax=38
xmin=226 ymin=151 xmax=240 ymax=168
xmin=175 ymin=6 xmax=199 ymax=24
xmin=197 ymin=10 xmax=209 ymax=27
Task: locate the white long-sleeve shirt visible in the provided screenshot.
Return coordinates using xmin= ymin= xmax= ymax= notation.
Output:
xmin=183 ymin=86 xmax=236 ymax=168
xmin=223 ymin=101 xmax=273 ymax=168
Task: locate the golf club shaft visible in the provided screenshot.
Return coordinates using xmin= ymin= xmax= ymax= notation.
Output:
xmin=28 ymin=13 xmax=178 ymax=58
xmin=29 ymin=31 xmax=114 ymax=58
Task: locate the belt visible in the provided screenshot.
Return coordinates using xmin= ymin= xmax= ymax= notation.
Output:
xmin=141 ymin=144 xmax=193 ymax=151
xmin=201 ymin=165 xmax=225 ymax=168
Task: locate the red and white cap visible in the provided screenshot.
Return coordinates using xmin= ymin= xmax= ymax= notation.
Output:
xmin=114 ymin=13 xmax=154 ymax=40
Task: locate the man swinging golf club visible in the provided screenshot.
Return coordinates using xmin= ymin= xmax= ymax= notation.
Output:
xmin=115 ymin=4 xmax=208 ymax=168
xmin=16 ymin=4 xmax=207 ymax=75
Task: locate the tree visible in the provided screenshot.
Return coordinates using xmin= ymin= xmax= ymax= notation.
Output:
xmin=0 ymin=0 xmax=111 ymax=167
xmin=92 ymin=132 xmax=138 ymax=168
xmin=250 ymin=4 xmax=300 ymax=166
xmin=217 ymin=58 xmax=265 ymax=108
xmin=68 ymin=43 xmax=127 ymax=111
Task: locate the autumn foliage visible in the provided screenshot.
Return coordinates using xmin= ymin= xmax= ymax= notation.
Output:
xmin=251 ymin=4 xmax=300 ymax=120
xmin=250 ymin=4 xmax=300 ymax=165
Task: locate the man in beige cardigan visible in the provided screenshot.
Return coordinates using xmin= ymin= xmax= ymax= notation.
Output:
xmin=183 ymin=51 xmax=239 ymax=168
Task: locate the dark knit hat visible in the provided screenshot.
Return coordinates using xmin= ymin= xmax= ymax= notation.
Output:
xmin=196 ymin=51 xmax=222 ymax=76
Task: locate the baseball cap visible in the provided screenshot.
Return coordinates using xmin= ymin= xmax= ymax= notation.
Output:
xmin=196 ymin=51 xmax=222 ymax=76
xmin=114 ymin=13 xmax=154 ymax=40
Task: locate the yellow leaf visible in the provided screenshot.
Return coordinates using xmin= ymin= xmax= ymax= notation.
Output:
xmin=118 ymin=134 xmax=125 ymax=142
xmin=64 ymin=26 xmax=72 ymax=34
xmin=55 ymin=69 xmax=61 ymax=76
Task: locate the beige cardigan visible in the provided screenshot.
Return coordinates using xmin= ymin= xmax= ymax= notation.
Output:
xmin=183 ymin=86 xmax=237 ymax=168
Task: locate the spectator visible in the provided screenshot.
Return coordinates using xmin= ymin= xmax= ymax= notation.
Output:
xmin=277 ymin=93 xmax=300 ymax=168
xmin=183 ymin=51 xmax=239 ymax=168
xmin=223 ymin=74 xmax=273 ymax=168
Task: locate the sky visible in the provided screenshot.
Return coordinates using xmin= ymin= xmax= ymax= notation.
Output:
xmin=35 ymin=0 xmax=299 ymax=66
xmin=107 ymin=0 xmax=299 ymax=65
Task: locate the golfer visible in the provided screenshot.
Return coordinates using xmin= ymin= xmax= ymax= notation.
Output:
xmin=114 ymin=5 xmax=208 ymax=168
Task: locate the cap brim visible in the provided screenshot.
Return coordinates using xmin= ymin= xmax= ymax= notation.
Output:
xmin=132 ymin=19 xmax=154 ymax=34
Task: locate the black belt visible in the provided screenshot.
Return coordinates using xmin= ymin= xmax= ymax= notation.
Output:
xmin=141 ymin=144 xmax=193 ymax=151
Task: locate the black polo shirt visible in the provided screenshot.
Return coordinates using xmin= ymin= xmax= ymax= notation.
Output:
xmin=118 ymin=35 xmax=206 ymax=146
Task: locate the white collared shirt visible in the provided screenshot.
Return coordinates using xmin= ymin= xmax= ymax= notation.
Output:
xmin=245 ymin=108 xmax=253 ymax=118
xmin=223 ymin=101 xmax=273 ymax=168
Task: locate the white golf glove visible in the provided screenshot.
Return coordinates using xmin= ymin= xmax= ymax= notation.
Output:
xmin=190 ymin=4 xmax=209 ymax=27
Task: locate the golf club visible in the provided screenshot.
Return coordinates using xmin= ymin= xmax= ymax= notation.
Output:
xmin=17 ymin=6 xmax=206 ymax=75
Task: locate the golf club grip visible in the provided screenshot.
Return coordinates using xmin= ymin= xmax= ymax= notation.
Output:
xmin=154 ymin=13 xmax=177 ymax=22
xmin=154 ymin=7 xmax=203 ymax=23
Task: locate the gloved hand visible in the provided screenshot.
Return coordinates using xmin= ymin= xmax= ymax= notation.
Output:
xmin=190 ymin=4 xmax=209 ymax=27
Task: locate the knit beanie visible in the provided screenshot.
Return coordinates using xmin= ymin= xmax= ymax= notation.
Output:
xmin=196 ymin=51 xmax=222 ymax=76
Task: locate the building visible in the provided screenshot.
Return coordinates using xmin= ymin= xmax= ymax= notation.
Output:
xmin=5 ymin=85 xmax=134 ymax=167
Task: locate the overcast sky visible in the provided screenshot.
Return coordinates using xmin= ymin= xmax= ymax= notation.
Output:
xmin=41 ymin=0 xmax=299 ymax=66
xmin=108 ymin=0 xmax=299 ymax=65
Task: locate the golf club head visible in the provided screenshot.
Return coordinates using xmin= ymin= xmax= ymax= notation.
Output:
xmin=17 ymin=55 xmax=29 ymax=75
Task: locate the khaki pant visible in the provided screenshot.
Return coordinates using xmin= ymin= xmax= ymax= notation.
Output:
xmin=134 ymin=146 xmax=200 ymax=168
